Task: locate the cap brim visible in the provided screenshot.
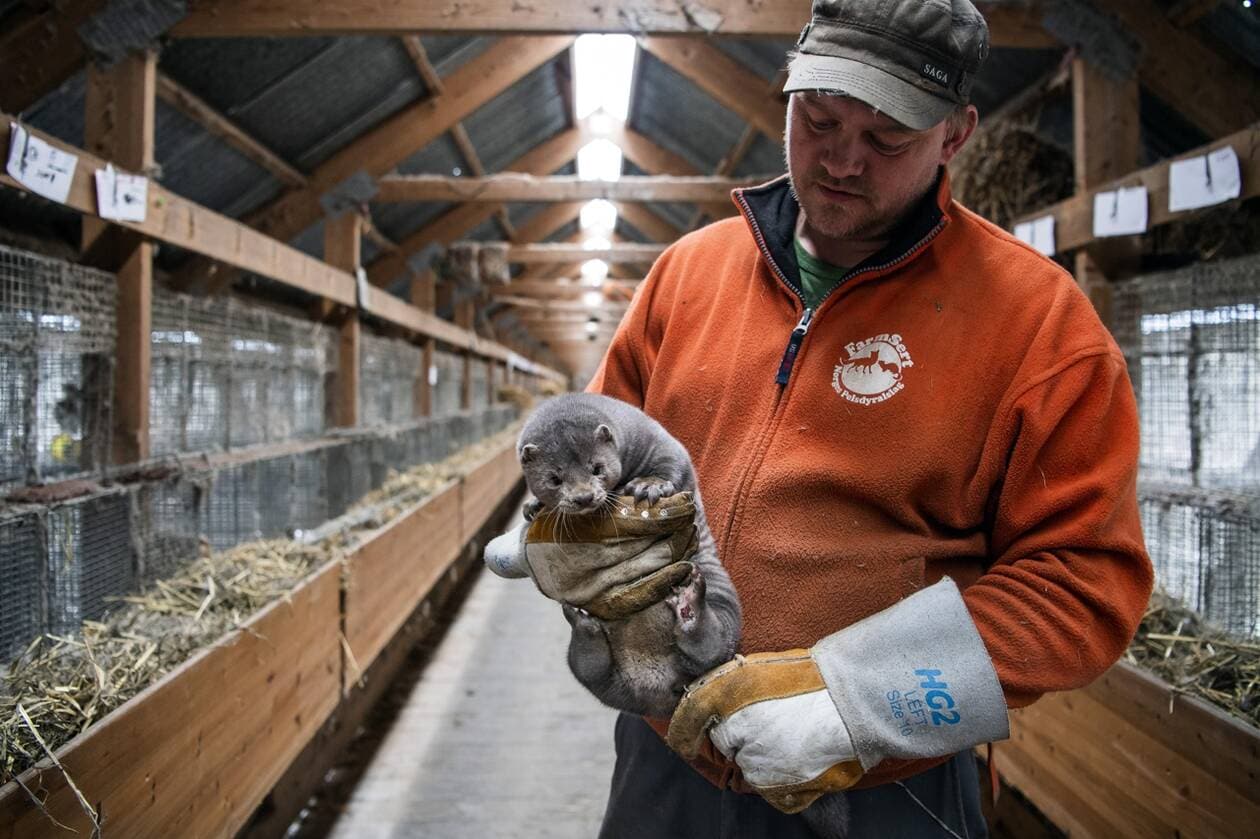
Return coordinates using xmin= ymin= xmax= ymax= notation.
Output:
xmin=783 ymin=53 xmax=955 ymax=131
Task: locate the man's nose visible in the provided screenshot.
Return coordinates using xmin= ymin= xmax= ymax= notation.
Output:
xmin=820 ymin=132 xmax=864 ymax=179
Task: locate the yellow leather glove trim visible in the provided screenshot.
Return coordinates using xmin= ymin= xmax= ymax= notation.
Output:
xmin=757 ymin=760 xmax=866 ymax=814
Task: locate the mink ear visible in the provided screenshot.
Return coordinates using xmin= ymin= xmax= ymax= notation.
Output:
xmin=520 ymin=443 xmax=538 ymax=463
xmin=595 ymin=424 xmax=615 ymax=445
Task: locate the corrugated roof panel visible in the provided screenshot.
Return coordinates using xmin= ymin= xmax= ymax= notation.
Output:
xmin=372 ymin=201 xmax=458 ymax=244
xmin=290 ymin=218 xmax=325 ymax=258
xmin=396 ymin=134 xmax=464 ymax=176
xmin=629 ymin=52 xmax=742 ymax=174
xmin=462 ymin=60 xmax=571 ymax=173
xmin=622 ymin=160 xmax=697 ymax=231
xmin=159 ymin=37 xmax=339 ymax=116
xmin=712 ymin=38 xmax=794 ymax=82
xmin=732 ymin=134 xmax=786 ymax=179
xmin=25 ymin=71 xmax=86 ymax=147
xmin=1199 ymin=4 xmax=1260 ymax=74
xmin=422 ymin=35 xmax=493 ymax=75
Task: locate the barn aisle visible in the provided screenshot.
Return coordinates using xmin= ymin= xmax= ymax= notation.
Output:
xmin=327 ymin=516 xmax=617 ymax=839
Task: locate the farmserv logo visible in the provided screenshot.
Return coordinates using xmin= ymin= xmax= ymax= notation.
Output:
xmin=832 ymin=332 xmax=913 ymax=405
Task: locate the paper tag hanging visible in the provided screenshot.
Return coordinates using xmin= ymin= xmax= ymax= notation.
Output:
xmin=428 ymin=365 xmax=439 ymax=386
xmin=94 ymin=163 xmax=148 ymax=221
xmin=1168 ymin=146 xmax=1242 ymax=212
xmin=1092 ymin=186 xmax=1148 ymax=237
xmin=1014 ymin=215 xmax=1056 ymax=256
xmin=7 ymin=123 xmax=78 ymax=204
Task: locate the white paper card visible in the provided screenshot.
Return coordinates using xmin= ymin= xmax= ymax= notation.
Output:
xmin=7 ymin=123 xmax=78 ymax=204
xmin=355 ymin=267 xmax=370 ymax=312
xmin=1014 ymin=215 xmax=1056 ymax=256
xmin=94 ymin=164 xmax=148 ymax=222
xmin=428 ymin=364 xmax=439 ymax=386
xmin=1168 ymin=146 xmax=1242 ymax=212
xmin=1093 ymin=187 xmax=1148 ymax=237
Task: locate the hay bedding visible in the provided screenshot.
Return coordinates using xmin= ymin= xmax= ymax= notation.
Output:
xmin=0 ymin=425 xmax=522 ymax=785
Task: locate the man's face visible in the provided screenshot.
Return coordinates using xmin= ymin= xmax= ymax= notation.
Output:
xmin=785 ymin=92 xmax=973 ymax=245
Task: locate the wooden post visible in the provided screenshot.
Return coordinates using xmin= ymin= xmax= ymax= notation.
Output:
xmin=82 ymin=51 xmax=157 ymax=465
xmin=1072 ymin=57 xmax=1140 ymax=326
xmin=325 ymin=213 xmax=363 ymax=428
xmin=411 ymin=269 xmax=436 ymax=417
xmin=456 ymin=298 xmax=474 ymax=410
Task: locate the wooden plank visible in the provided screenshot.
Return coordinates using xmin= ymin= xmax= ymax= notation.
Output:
xmin=411 ymin=273 xmax=437 ymax=417
xmin=638 ymin=37 xmax=786 ymax=141
xmin=603 ymin=121 xmax=735 ymax=218
xmin=614 ymin=201 xmax=685 ymax=242
xmin=326 ymin=213 xmax=363 ymax=429
xmin=344 ymin=481 xmax=463 ymax=669
xmin=82 ymin=53 xmax=157 ymax=466
xmin=365 ymin=127 xmax=590 ymax=287
xmin=491 ymin=279 xmax=643 ymax=298
xmin=1011 ymin=122 xmax=1260 ymax=254
xmin=0 ymin=114 xmax=358 ymax=307
xmin=156 ymin=73 xmax=307 ymax=188
xmin=241 ymin=36 xmax=575 ymax=247
xmin=172 ymin=1 xmax=1055 ymax=45
xmin=461 ymin=442 xmax=523 ymax=544
xmin=0 ymin=560 xmax=343 ymax=839
xmin=508 ymin=242 xmax=666 ymax=263
xmin=995 ymin=661 xmax=1260 ymax=839
xmin=374 ymin=173 xmax=762 ymax=203
xmin=0 ymin=0 xmax=103 ymax=113
xmin=1100 ymin=0 xmax=1260 ymax=138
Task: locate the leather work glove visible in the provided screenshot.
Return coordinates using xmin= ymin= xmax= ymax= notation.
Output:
xmin=484 ymin=492 xmax=699 ymax=619
xmin=667 ymin=579 xmax=1010 ymax=813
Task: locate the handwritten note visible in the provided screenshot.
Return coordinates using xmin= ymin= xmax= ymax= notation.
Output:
xmin=1168 ymin=146 xmax=1242 ymax=212
xmin=7 ymin=123 xmax=78 ymax=204
xmin=428 ymin=365 xmax=439 ymax=387
xmin=1014 ymin=215 xmax=1056 ymax=256
xmin=1093 ymin=186 xmax=1148 ymax=237
xmin=94 ymin=164 xmax=148 ymax=222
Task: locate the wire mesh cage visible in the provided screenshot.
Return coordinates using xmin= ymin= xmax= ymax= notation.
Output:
xmin=130 ymin=476 xmax=203 ymax=585
xmin=0 ymin=508 xmax=44 ymax=662
xmin=1113 ymin=254 xmax=1260 ymax=490
xmin=470 ymin=358 xmax=491 ymax=410
xmin=360 ymin=332 xmax=422 ymax=426
xmin=150 ymin=289 xmax=337 ymax=457
xmin=1139 ymin=486 xmax=1260 ymax=638
xmin=0 ymin=245 xmax=116 ymax=490
xmin=433 ymin=349 xmax=463 ymax=415
xmin=45 ymin=489 xmax=135 ymax=635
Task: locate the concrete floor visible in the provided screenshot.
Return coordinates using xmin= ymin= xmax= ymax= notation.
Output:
xmin=327 ymin=525 xmax=618 ymax=839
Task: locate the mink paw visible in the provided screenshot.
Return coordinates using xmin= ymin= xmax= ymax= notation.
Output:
xmin=625 ymin=477 xmax=676 ymax=506
xmin=666 ymin=566 xmax=706 ymax=634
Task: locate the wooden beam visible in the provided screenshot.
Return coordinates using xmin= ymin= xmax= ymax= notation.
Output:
xmin=496 ymin=295 xmax=628 ymax=314
xmin=491 ymin=279 xmax=642 ymax=298
xmin=1166 ymin=0 xmax=1222 ymax=27
xmin=0 ymin=0 xmax=102 ymax=114
xmin=601 ymin=120 xmax=737 ymax=219
xmin=400 ymin=34 xmax=444 ymax=94
xmin=374 ymin=173 xmax=762 ymax=203
xmin=156 ymin=73 xmax=307 ymax=188
xmin=241 ymin=36 xmax=573 ymax=247
xmin=614 ymin=201 xmax=683 ymax=243
xmin=411 ymin=273 xmax=436 ymax=417
xmin=81 ymin=52 xmax=157 ymax=466
xmin=325 ymin=213 xmax=363 ymax=428
xmin=1012 ymin=121 xmax=1260 ymax=254
xmin=513 ymin=201 xmax=585 ymax=244
xmin=507 ymin=243 xmax=666 ymax=264
xmin=1100 ymin=0 xmax=1260 ymax=138
xmin=0 ymin=116 xmax=563 ymax=381
xmin=172 ymin=1 xmax=1055 ymax=46
xmin=365 ymin=125 xmax=590 ymax=287
xmin=638 ymin=37 xmax=786 ymax=141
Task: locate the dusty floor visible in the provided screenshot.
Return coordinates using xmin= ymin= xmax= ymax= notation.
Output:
xmin=324 ymin=519 xmax=618 ymax=839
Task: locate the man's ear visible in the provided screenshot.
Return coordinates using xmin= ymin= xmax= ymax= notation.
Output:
xmin=939 ymin=104 xmax=978 ymax=166
xmin=520 ymin=443 xmax=538 ymax=463
xmin=595 ymin=424 xmax=615 ymax=445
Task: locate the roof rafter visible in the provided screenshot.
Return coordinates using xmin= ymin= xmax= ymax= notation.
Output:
xmin=373 ymin=174 xmax=764 ymax=203
xmin=0 ymin=0 xmax=103 ymax=113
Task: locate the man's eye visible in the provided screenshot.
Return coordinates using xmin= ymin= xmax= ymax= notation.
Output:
xmin=807 ymin=116 xmax=835 ymax=132
xmin=870 ymin=138 xmax=910 ymax=155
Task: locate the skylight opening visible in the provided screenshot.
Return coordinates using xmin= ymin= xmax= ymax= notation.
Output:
xmin=580 ymin=259 xmax=609 ymax=284
xmin=577 ymin=139 xmax=624 ymax=182
xmin=583 ymin=290 xmax=605 ymax=309
xmin=580 ymin=199 xmax=617 ymax=233
xmin=574 ymin=34 xmax=637 ymax=121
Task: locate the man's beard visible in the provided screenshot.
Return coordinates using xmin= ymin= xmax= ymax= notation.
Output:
xmin=787 ymin=169 xmax=900 ymax=243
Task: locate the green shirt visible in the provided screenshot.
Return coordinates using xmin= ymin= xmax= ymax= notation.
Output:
xmin=793 ymin=237 xmax=848 ymax=311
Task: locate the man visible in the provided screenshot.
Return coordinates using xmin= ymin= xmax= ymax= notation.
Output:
xmin=588 ymin=0 xmax=1153 ymax=836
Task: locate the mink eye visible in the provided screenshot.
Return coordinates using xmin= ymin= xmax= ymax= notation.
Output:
xmin=548 ymin=475 xmax=562 ymax=488
xmin=592 ymin=463 xmax=605 ymax=476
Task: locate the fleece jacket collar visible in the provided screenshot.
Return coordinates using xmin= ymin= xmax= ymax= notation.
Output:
xmin=732 ymin=168 xmax=951 ymax=307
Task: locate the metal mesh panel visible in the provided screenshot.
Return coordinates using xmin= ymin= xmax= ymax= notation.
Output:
xmin=1113 ymin=254 xmax=1260 ymax=490
xmin=470 ymin=358 xmax=490 ymax=410
xmin=256 ymin=456 xmax=294 ymax=539
xmin=200 ymin=462 xmax=261 ymax=551
xmin=150 ymin=289 xmax=336 ymax=456
xmin=360 ymin=332 xmax=421 ymax=425
xmin=291 ymin=449 xmax=329 ymax=534
xmin=131 ymin=478 xmax=202 ymax=584
xmin=0 ymin=245 xmax=116 ymax=489
xmin=433 ymin=349 xmax=463 ymax=415
xmin=0 ymin=509 xmax=44 ymax=661
xmin=46 ymin=490 xmax=135 ymax=634
xmin=1140 ymin=486 xmax=1260 ymax=638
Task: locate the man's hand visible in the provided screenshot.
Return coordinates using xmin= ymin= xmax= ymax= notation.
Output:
xmin=667 ymin=579 xmax=1011 ymax=813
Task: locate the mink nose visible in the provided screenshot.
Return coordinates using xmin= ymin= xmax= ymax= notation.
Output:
xmin=572 ymin=492 xmax=595 ymax=507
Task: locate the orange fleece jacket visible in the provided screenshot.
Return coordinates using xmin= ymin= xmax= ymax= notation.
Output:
xmin=587 ymin=171 xmax=1152 ymax=791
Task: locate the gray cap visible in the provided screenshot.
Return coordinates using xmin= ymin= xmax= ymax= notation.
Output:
xmin=784 ymin=0 xmax=990 ymax=130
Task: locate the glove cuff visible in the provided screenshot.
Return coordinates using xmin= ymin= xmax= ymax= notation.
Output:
xmin=810 ymin=577 xmax=1009 ymax=770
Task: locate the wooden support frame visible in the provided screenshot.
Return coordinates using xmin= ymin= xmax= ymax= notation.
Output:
xmin=374 ymin=173 xmax=762 ymax=203
xmin=507 ymin=243 xmax=666 ymax=264
xmin=172 ymin=1 xmax=1056 ymax=46
xmin=411 ymin=272 xmax=437 ymax=417
xmin=325 ymin=213 xmax=363 ymax=428
xmin=601 ymin=120 xmax=736 ymax=219
xmin=614 ymin=202 xmax=685 ymax=243
xmin=1011 ymin=121 xmax=1260 ymax=255
xmin=0 ymin=0 xmax=104 ymax=114
xmin=81 ymin=52 xmax=157 ymax=466
xmin=0 ymin=117 xmax=565 ymax=383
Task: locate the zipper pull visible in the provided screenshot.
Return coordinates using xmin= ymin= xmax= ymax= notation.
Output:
xmin=775 ymin=307 xmax=814 ymax=385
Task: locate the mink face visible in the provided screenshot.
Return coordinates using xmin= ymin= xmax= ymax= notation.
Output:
xmin=519 ymin=421 xmax=624 ymax=515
